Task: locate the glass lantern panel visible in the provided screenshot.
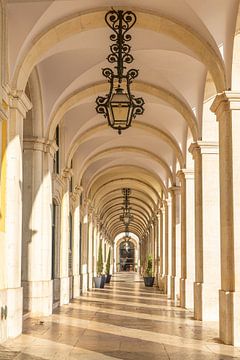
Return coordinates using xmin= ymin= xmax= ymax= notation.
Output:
xmin=112 ymin=103 xmax=130 ymax=123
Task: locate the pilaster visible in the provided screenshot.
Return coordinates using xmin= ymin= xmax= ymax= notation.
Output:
xmin=177 ymin=169 xmax=194 ymax=309
xmin=6 ymin=90 xmax=31 ymax=337
xmin=59 ymin=168 xmax=71 ymax=305
xmin=168 ymin=186 xmax=180 ymax=301
xmin=22 ymin=137 xmax=54 ymax=316
xmin=189 ymin=141 xmax=220 ymax=321
xmin=211 ymin=92 xmax=240 ymax=345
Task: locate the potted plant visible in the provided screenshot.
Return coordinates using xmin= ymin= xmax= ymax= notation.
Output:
xmin=105 ymin=248 xmax=112 ymax=283
xmin=93 ymin=240 xmax=105 ymax=288
xmin=143 ymin=255 xmax=155 ymax=287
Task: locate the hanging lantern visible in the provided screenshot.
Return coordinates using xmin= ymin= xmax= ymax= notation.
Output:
xmin=96 ymin=10 xmax=144 ymax=134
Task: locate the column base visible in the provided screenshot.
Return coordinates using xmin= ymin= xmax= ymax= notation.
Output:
xmin=185 ymin=278 xmax=194 ymax=310
xmin=194 ymin=281 xmax=219 ymax=321
xmin=81 ymin=273 xmax=88 ymax=294
xmin=0 ymin=289 xmax=8 ymax=342
xmin=69 ymin=276 xmax=73 ymax=300
xmin=169 ymin=276 xmax=175 ymax=300
xmin=7 ymin=287 xmax=23 ymax=338
xmin=73 ymin=275 xmax=81 ymax=298
xmin=53 ymin=278 xmax=60 ymax=304
xmin=219 ymin=289 xmax=240 ymax=346
xmin=194 ymin=282 xmax=202 ymax=320
xmin=60 ymin=277 xmax=70 ymax=305
xmin=22 ymin=280 xmax=53 ymax=316
xmin=158 ymin=275 xmax=167 ymax=294
xmin=88 ymin=272 xmax=93 ymax=290
xmin=180 ymin=278 xmax=185 ymax=308
xmin=163 ymin=275 xmax=168 ymax=294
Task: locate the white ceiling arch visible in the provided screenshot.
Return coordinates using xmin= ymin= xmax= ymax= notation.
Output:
xmin=76 ymin=146 xmax=174 ymax=186
xmin=47 ymin=81 xmax=199 ymax=143
xmin=11 ymin=7 xmax=226 ymax=92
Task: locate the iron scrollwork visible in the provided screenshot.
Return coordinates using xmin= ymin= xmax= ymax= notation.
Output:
xmin=96 ymin=9 xmax=145 ymax=134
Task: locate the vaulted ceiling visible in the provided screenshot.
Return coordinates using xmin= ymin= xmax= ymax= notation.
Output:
xmin=8 ymin=0 xmax=239 ymax=240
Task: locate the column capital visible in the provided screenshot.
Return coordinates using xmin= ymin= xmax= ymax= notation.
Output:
xmin=189 ymin=141 xmax=219 ymax=156
xmin=9 ymin=90 xmax=32 ymax=118
xmin=73 ymin=185 xmax=83 ymax=197
xmin=177 ymin=169 xmax=194 ymax=180
xmin=168 ymin=186 xmax=180 ymax=195
xmin=70 ymin=185 xmax=83 ymax=204
xmin=188 ymin=142 xmax=201 ymax=159
xmin=23 ymin=137 xmax=58 ymax=155
xmin=211 ymin=91 xmax=240 ymax=116
xmin=162 ymin=199 xmax=168 ymax=208
xmin=61 ymin=167 xmax=73 ymax=180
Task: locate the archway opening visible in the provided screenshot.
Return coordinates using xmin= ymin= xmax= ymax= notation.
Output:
xmin=119 ymin=240 xmax=135 ymax=272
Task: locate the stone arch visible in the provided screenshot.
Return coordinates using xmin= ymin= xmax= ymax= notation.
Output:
xmin=86 ymin=165 xmax=167 ymax=199
xmin=77 ymin=146 xmax=174 ymax=186
xmin=49 ymin=81 xmax=198 ymax=144
xmin=12 ymin=7 xmax=226 ymax=93
xmin=67 ymin=122 xmax=184 ymax=173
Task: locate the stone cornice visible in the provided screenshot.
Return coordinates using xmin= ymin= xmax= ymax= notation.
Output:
xmin=211 ymin=91 xmax=240 ymax=116
xmin=168 ymin=186 xmax=180 ymax=194
xmin=177 ymin=169 xmax=194 ymax=180
xmin=61 ymin=167 xmax=73 ymax=180
xmin=9 ymin=90 xmax=32 ymax=117
xmin=189 ymin=141 xmax=219 ymax=156
xmin=23 ymin=137 xmax=58 ymax=158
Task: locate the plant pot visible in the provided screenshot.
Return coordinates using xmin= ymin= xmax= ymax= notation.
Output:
xmin=143 ymin=276 xmax=155 ymax=287
xmin=102 ymin=275 xmax=106 ymax=287
xmin=105 ymin=274 xmax=112 ymax=283
xmin=94 ymin=276 xmax=105 ymax=288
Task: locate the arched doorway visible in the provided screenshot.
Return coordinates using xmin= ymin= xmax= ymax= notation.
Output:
xmin=120 ymin=241 xmax=135 ymax=271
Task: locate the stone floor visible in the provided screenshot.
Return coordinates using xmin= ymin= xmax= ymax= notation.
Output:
xmin=1 ymin=272 xmax=240 ymax=359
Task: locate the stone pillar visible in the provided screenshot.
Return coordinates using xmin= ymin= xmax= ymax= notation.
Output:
xmin=177 ymin=169 xmax=195 ymax=309
xmin=157 ymin=209 xmax=163 ymax=290
xmin=168 ymin=187 xmax=179 ymax=300
xmin=59 ymin=168 xmax=71 ymax=305
xmin=178 ymin=171 xmax=186 ymax=307
xmin=6 ymin=91 xmax=31 ymax=337
xmin=88 ymin=209 xmax=94 ymax=289
xmin=72 ymin=186 xmax=82 ymax=298
xmin=189 ymin=144 xmax=203 ymax=319
xmin=162 ymin=200 xmax=168 ymax=294
xmin=211 ymin=92 xmax=240 ymax=345
xmin=167 ymin=197 xmax=172 ymax=299
xmin=93 ymin=217 xmax=99 ymax=277
xmin=81 ymin=199 xmax=88 ymax=293
xmin=189 ymin=142 xmax=220 ymax=321
xmin=0 ymin=106 xmax=7 ymax=342
xmin=22 ymin=138 xmax=55 ymax=316
xmin=152 ymin=218 xmax=157 ymax=278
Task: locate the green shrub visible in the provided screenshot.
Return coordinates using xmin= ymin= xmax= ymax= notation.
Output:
xmin=145 ymin=255 xmax=153 ymax=276
xmin=105 ymin=248 xmax=111 ymax=274
xmin=97 ymin=240 xmax=103 ymax=275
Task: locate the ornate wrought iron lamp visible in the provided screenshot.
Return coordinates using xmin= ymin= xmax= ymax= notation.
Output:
xmin=96 ymin=9 xmax=144 ymax=134
xmin=120 ymin=188 xmax=134 ymax=225
xmin=124 ymin=225 xmax=131 ymax=243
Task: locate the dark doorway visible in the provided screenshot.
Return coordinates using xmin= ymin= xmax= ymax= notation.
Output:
xmin=120 ymin=241 xmax=135 ymax=271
